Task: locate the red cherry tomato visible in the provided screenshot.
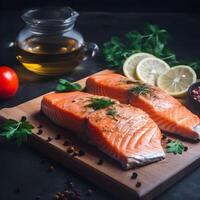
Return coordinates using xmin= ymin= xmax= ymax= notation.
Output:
xmin=0 ymin=66 xmax=19 ymax=99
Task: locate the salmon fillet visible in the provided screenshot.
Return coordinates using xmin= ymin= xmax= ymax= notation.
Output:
xmin=41 ymin=91 xmax=165 ymax=169
xmin=86 ymin=73 xmax=200 ymax=140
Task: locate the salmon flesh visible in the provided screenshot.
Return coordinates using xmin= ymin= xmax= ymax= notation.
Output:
xmin=41 ymin=91 xmax=165 ymax=169
xmin=86 ymin=73 xmax=200 ymax=140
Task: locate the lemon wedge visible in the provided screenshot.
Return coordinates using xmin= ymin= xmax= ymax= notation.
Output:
xmin=157 ymin=65 xmax=197 ymax=97
xmin=136 ymin=57 xmax=170 ymax=85
xmin=123 ymin=53 xmax=154 ymax=80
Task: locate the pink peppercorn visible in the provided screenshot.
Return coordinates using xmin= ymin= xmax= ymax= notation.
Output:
xmin=192 ymin=86 xmax=200 ymax=103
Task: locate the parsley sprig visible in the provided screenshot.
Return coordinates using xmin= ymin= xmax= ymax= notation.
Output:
xmin=102 ymin=24 xmax=200 ymax=77
xmin=0 ymin=118 xmax=34 ymax=145
xmin=130 ymin=85 xmax=151 ymax=96
xmin=87 ymin=98 xmax=115 ymax=110
xmin=166 ymin=139 xmax=186 ymax=154
xmin=56 ymin=79 xmax=82 ymax=92
xmin=106 ymin=107 xmax=117 ymax=117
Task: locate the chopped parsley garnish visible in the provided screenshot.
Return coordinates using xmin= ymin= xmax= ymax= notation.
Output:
xmin=0 ymin=117 xmax=34 ymax=145
xmin=106 ymin=107 xmax=117 ymax=117
xmin=87 ymin=98 xmax=115 ymax=110
xmin=166 ymin=139 xmax=185 ymax=154
xmin=130 ymin=85 xmax=151 ymax=96
xmin=55 ymin=79 xmax=82 ymax=92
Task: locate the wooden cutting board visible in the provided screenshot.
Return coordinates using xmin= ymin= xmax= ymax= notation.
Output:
xmin=0 ymin=69 xmax=200 ymax=200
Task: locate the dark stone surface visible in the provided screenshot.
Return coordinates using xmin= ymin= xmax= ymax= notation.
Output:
xmin=0 ymin=11 xmax=200 ymax=200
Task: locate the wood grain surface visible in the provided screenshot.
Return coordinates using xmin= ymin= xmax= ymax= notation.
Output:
xmin=0 ymin=70 xmax=200 ymax=200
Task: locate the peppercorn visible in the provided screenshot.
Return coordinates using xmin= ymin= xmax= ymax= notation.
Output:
xmin=36 ymin=129 xmax=43 ymax=135
xmin=46 ymin=136 xmax=53 ymax=142
xmin=37 ymin=124 xmax=43 ymax=128
xmin=136 ymin=181 xmax=141 ymax=188
xmin=131 ymin=172 xmax=138 ymax=179
xmin=97 ymin=158 xmax=104 ymax=165
xmin=21 ymin=116 xmax=26 ymax=121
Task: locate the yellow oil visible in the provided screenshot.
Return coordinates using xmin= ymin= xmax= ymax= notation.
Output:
xmin=16 ymin=36 xmax=85 ymax=75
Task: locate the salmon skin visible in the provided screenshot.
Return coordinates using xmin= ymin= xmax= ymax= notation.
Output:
xmin=86 ymin=73 xmax=200 ymax=140
xmin=41 ymin=91 xmax=165 ymax=169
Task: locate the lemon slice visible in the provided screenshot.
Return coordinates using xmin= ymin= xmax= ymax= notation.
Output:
xmin=123 ymin=53 xmax=154 ymax=80
xmin=136 ymin=57 xmax=170 ymax=85
xmin=157 ymin=65 xmax=197 ymax=97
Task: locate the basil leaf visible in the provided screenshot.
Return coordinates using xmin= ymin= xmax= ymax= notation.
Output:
xmin=55 ymin=79 xmax=82 ymax=92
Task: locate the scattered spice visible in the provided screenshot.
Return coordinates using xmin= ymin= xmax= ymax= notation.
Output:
xmin=46 ymin=136 xmax=53 ymax=142
xmin=36 ymin=129 xmax=43 ymax=135
xmin=184 ymin=146 xmax=188 ymax=151
xmin=162 ymin=134 xmax=167 ymax=140
xmin=63 ymin=140 xmax=71 ymax=146
xmin=135 ymin=181 xmax=142 ymax=188
xmin=37 ymin=124 xmax=43 ymax=129
xmin=97 ymin=158 xmax=104 ymax=165
xmin=55 ymin=134 xmax=61 ymax=140
xmin=167 ymin=139 xmax=172 ymax=143
xmin=48 ymin=165 xmax=55 ymax=172
xmin=66 ymin=146 xmax=75 ymax=154
xmin=86 ymin=189 xmax=93 ymax=196
xmin=21 ymin=116 xmax=27 ymax=121
xmin=131 ymin=172 xmax=138 ymax=179
xmin=78 ymin=149 xmax=85 ymax=156
xmin=53 ymin=188 xmax=80 ymax=200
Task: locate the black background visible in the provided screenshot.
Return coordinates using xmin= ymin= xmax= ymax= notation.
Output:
xmin=1 ymin=0 xmax=200 ymax=12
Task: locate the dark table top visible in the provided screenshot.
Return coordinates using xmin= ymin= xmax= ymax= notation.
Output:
xmin=1 ymin=11 xmax=200 ymax=200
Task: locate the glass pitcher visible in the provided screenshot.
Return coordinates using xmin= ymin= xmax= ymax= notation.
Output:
xmin=16 ymin=7 xmax=99 ymax=76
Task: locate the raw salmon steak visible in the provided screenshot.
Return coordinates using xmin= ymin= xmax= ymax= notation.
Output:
xmin=86 ymin=73 xmax=200 ymax=140
xmin=41 ymin=91 xmax=165 ymax=169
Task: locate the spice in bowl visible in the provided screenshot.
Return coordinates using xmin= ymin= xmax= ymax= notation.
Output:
xmin=188 ymin=81 xmax=200 ymax=110
xmin=191 ymin=86 xmax=200 ymax=103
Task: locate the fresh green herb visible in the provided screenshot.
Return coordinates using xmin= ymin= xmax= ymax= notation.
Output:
xmin=0 ymin=118 xmax=34 ymax=145
xmin=55 ymin=79 xmax=82 ymax=92
xmin=166 ymin=139 xmax=185 ymax=154
xmin=87 ymin=98 xmax=115 ymax=110
xmin=130 ymin=85 xmax=151 ymax=95
xmin=102 ymin=23 xmax=200 ymax=77
xmin=106 ymin=107 xmax=117 ymax=117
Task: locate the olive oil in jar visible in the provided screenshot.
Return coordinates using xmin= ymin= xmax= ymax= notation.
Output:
xmin=16 ymin=36 xmax=85 ymax=75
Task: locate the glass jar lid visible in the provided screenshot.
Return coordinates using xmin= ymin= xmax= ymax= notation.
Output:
xmin=22 ymin=7 xmax=79 ymax=28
